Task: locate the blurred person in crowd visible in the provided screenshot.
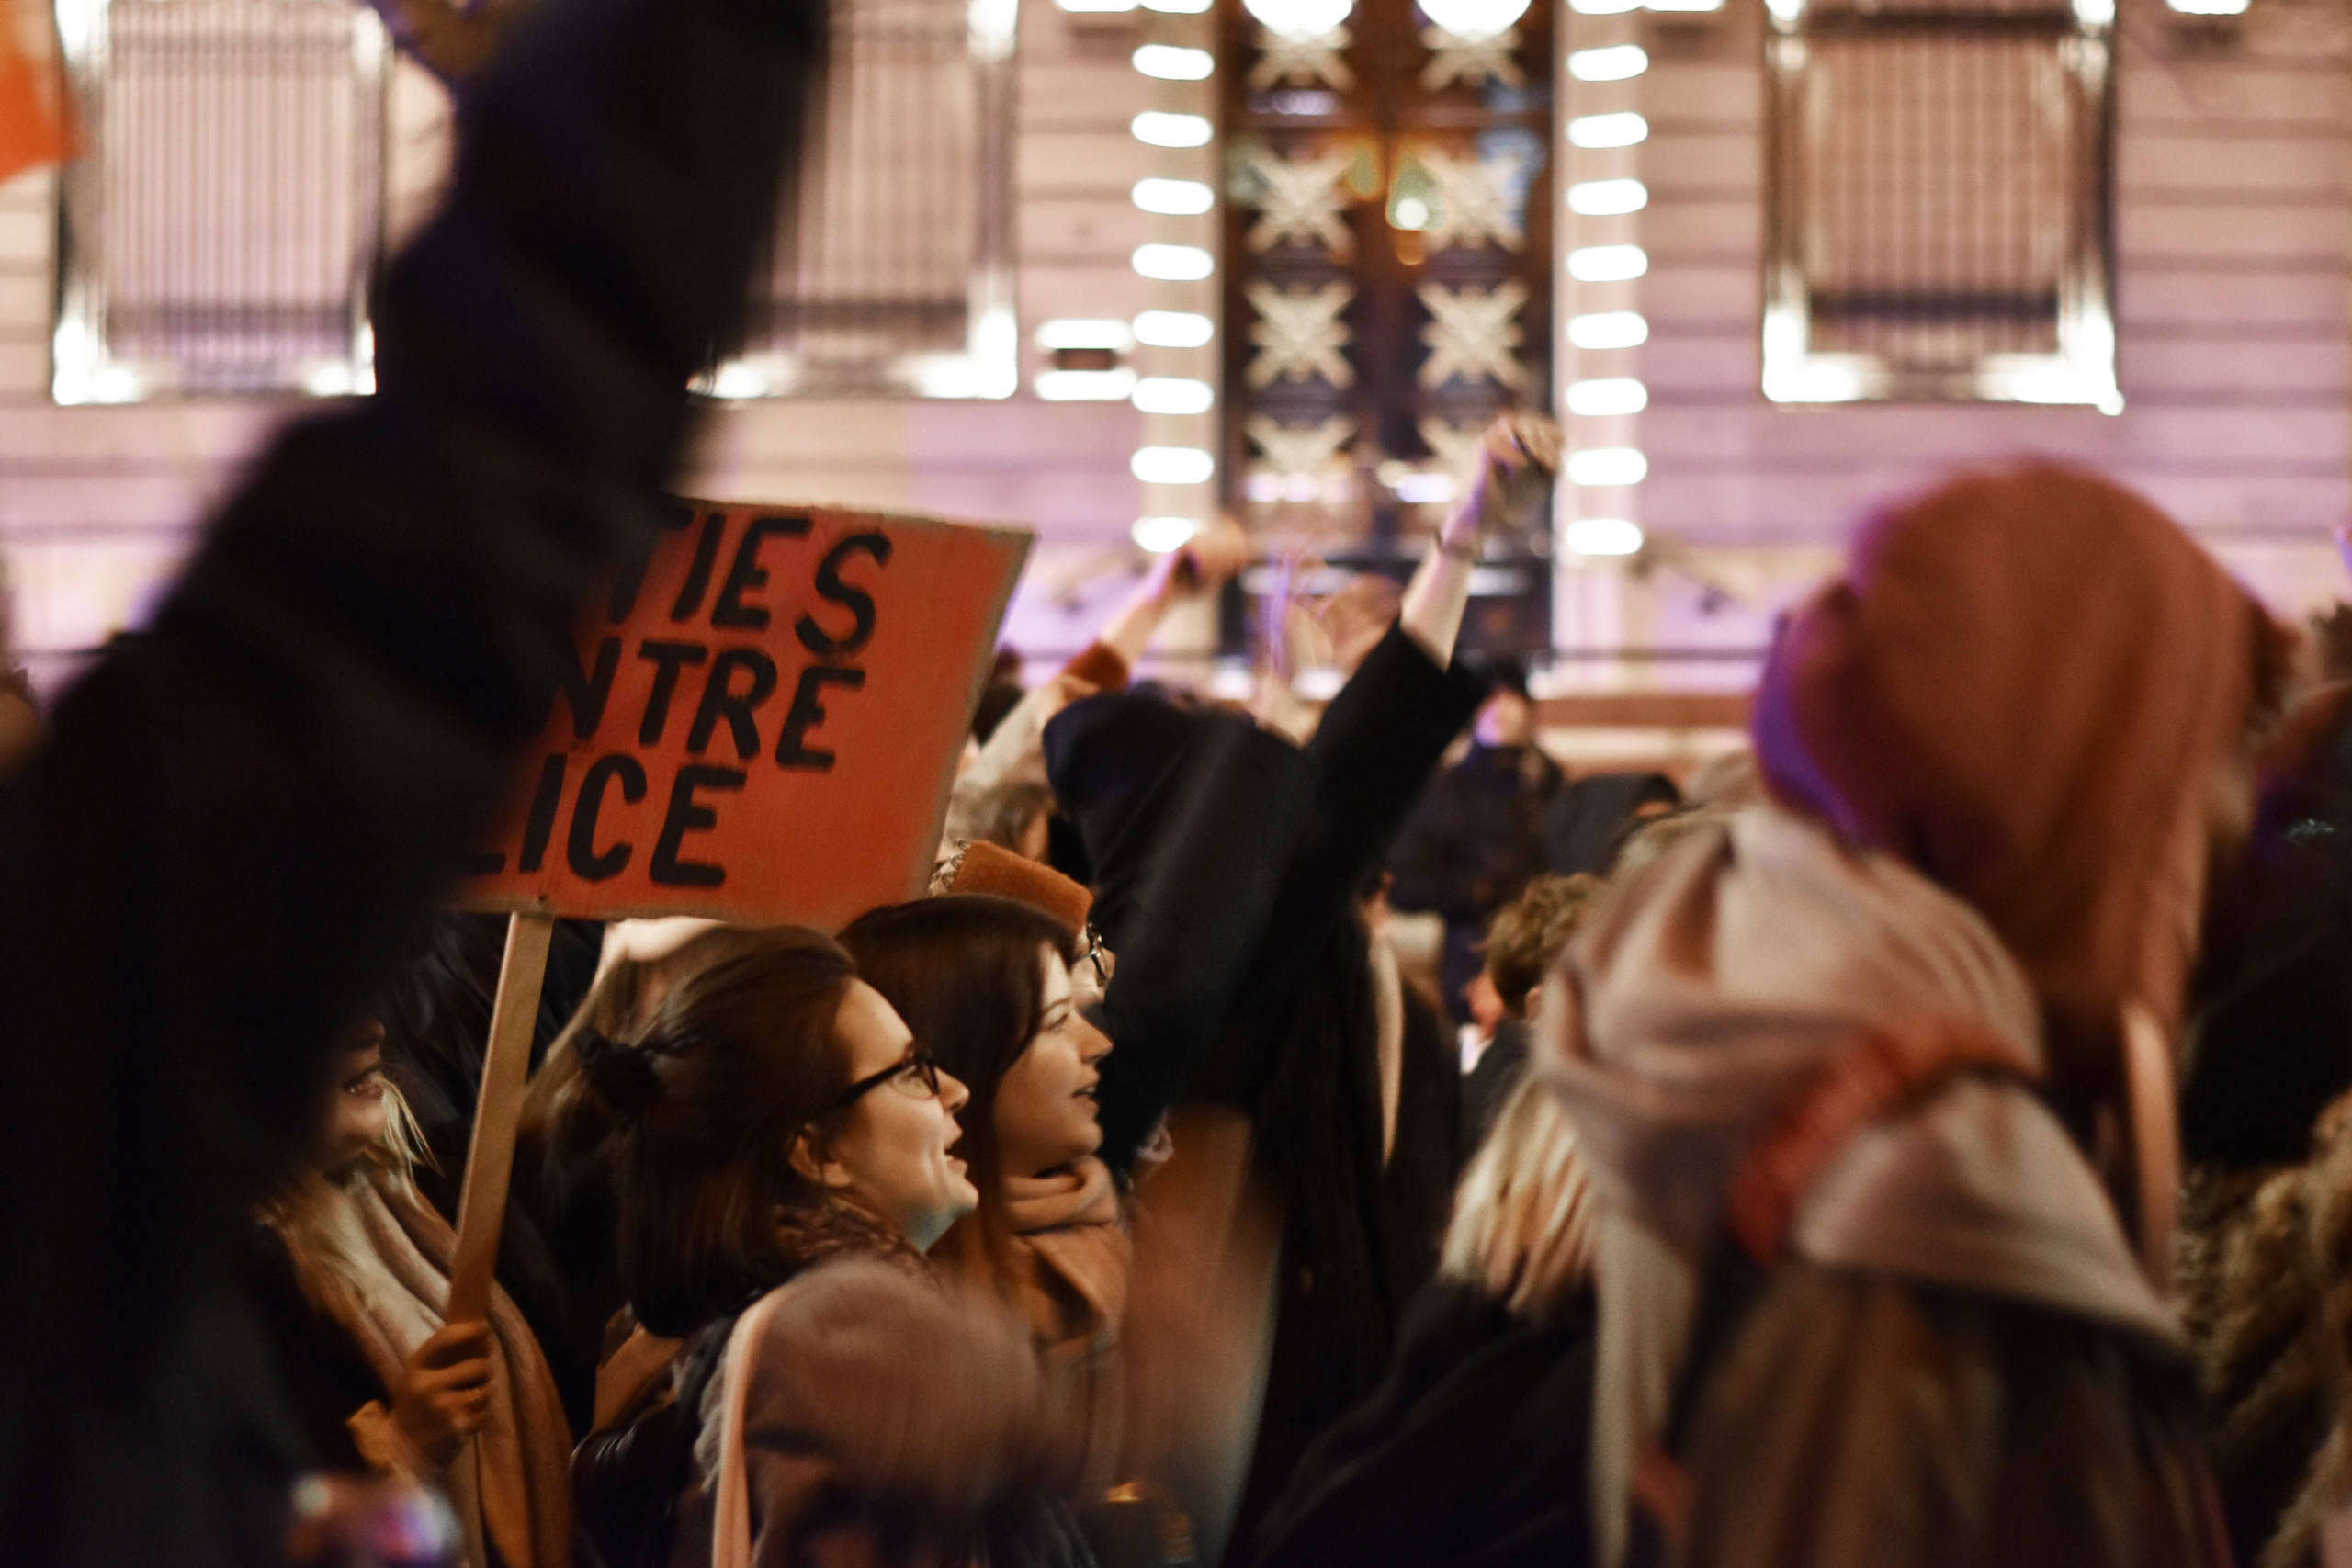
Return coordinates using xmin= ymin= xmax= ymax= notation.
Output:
xmin=944 ymin=522 xmax=1250 ymax=867
xmin=1459 ymin=874 xmax=1604 ymax=1147
xmin=512 ymin=920 xmax=799 ymax=1437
xmin=0 ymin=0 xmax=824 ymax=1550
xmin=1246 ymin=1075 xmax=1599 ymax=1568
xmin=1046 ymin=412 xmax=1557 ymax=1555
xmin=567 ymin=933 xmax=1085 ymax=1568
xmin=368 ymin=914 xmax=604 ymax=1427
xmin=1543 ymin=773 xmax=1679 ymax=879
xmin=2175 ymin=682 xmax=2352 ymax=1568
xmin=1389 ymin=660 xmax=1563 ymax=1021
xmin=842 ymin=887 xmax=1137 ymax=1497
xmin=1542 ymin=465 xmax=2287 ymax=1567
xmin=249 ymin=1017 xmax=572 ymax=1568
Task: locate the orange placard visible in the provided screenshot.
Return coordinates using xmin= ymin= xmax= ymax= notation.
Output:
xmin=458 ymin=499 xmax=1031 ymax=929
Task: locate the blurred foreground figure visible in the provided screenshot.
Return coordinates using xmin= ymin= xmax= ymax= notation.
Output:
xmin=0 ymin=0 xmax=823 ymax=1555
xmin=1542 ymin=466 xmax=2286 ymax=1568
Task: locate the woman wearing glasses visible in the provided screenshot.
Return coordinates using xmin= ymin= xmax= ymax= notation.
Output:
xmin=568 ymin=928 xmax=1088 ymax=1568
xmin=840 ymin=885 xmax=1130 ymax=1456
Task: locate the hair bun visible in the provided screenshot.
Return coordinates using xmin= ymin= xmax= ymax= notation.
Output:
xmin=574 ymin=1028 xmax=661 ymax=1118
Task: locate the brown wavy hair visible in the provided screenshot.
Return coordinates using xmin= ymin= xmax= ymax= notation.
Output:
xmin=580 ymin=930 xmax=900 ymax=1337
xmin=839 ymin=895 xmax=1081 ymax=1295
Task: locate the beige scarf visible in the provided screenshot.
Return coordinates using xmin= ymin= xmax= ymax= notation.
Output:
xmin=277 ymin=1167 xmax=573 ymax=1568
xmin=1004 ymin=1156 xmax=1132 ymax=1490
xmin=1541 ymin=806 xmax=2177 ymax=1568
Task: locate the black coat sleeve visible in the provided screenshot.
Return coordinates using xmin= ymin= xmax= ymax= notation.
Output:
xmin=1295 ymin=624 xmax=1490 ymax=921
xmin=0 ymin=0 xmax=822 ymax=1556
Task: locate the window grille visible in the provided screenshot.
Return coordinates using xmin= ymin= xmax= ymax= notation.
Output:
xmin=1761 ymin=0 xmax=2118 ymax=407
xmin=53 ymin=0 xmax=390 ymax=402
xmin=707 ymin=0 xmax=1018 ymax=400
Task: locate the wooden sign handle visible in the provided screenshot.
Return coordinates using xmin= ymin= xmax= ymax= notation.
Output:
xmin=446 ymin=910 xmax=555 ymax=1325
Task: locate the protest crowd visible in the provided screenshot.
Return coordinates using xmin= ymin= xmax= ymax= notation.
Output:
xmin=6 ymin=0 xmax=2352 ymax=1564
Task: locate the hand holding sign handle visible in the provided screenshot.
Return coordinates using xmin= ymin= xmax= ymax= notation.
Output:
xmin=445 ymin=910 xmax=553 ymax=1325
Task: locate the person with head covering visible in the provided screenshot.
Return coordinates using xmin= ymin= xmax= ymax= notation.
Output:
xmin=1388 ymin=659 xmax=1565 ymax=1021
xmin=1539 ymin=464 xmax=2287 ymax=1568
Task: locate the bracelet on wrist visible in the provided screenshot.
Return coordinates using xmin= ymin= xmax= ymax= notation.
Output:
xmin=1436 ymin=536 xmax=1478 ymax=561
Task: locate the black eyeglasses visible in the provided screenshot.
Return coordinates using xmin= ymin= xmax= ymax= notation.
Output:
xmin=830 ymin=1045 xmax=943 ymax=1109
xmin=1080 ymin=926 xmax=1114 ymax=988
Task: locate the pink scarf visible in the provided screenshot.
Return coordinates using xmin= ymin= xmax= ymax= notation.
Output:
xmin=1004 ymin=1156 xmax=1131 ymax=1489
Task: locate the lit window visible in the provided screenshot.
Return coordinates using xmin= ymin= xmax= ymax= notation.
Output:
xmin=54 ymin=0 xmax=390 ymax=400
xmin=1134 ymin=178 xmax=1216 ymax=216
xmin=1134 ymin=310 xmax=1216 ymax=347
xmin=1566 ymin=447 xmax=1647 ymax=486
xmin=1568 ymin=44 xmax=1647 ymax=80
xmin=1568 ymin=178 xmax=1647 ymax=216
xmin=1133 ymin=446 xmax=1216 ymax=483
xmin=1567 ymin=244 xmax=1648 ymax=282
xmin=1132 ymin=111 xmax=1215 ymax=147
xmin=1134 ymin=44 xmax=1216 ymax=79
xmin=1566 ymin=378 xmax=1648 ymax=416
xmin=1134 ymin=377 xmax=1216 ymax=414
xmin=1134 ymin=243 xmax=1216 ymax=281
xmin=1763 ymin=0 xmax=2119 ymax=407
xmin=1568 ymin=311 xmax=1648 ymax=349
xmin=1566 ymin=112 xmax=1647 ymax=148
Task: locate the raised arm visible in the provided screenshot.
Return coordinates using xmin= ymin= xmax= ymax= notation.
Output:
xmin=0 ymin=0 xmax=824 ymax=1550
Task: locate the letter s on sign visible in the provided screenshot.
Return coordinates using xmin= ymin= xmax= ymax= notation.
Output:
xmin=797 ymin=533 xmax=892 ymax=658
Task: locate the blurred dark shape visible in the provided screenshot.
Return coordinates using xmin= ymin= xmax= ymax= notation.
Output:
xmin=283 ymin=1473 xmax=459 ymax=1568
xmin=1544 ymin=772 xmax=1680 ymax=877
xmin=2183 ymin=682 xmax=2352 ymax=1168
xmin=972 ymin=680 xmax=1026 ymax=744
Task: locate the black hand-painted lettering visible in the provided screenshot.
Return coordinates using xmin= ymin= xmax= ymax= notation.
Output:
xmin=517 ymin=753 xmax=569 ymax=874
xmin=568 ymin=753 xmax=648 ymax=880
xmin=775 ymin=664 xmax=865 ymax=771
xmin=637 ymin=640 xmax=709 ymax=744
xmin=669 ymin=511 xmax=728 ymax=622
xmin=796 ymin=532 xmax=891 ymax=657
xmin=650 ymin=765 xmax=745 ymax=886
xmin=557 ymin=637 xmax=622 ymax=740
xmin=608 ymin=500 xmax=698 ymax=622
xmin=686 ymin=647 xmax=780 ymax=760
xmin=713 ymin=514 xmax=812 ymax=630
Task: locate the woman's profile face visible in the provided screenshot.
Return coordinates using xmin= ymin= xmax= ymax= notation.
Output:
xmin=821 ymin=979 xmax=978 ymax=1250
xmin=993 ymin=942 xmax=1114 ymax=1178
xmin=314 ymin=1021 xmax=390 ymax=1179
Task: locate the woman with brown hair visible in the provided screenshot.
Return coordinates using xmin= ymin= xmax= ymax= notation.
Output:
xmin=840 ymin=888 xmax=1128 ymax=1494
xmin=567 ymin=929 xmax=1084 ymax=1568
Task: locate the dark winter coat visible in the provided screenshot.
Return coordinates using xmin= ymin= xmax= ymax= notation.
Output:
xmin=1388 ymin=742 xmax=1561 ymax=1017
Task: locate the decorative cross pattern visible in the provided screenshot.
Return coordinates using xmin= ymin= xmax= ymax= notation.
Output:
xmin=1418 ymin=280 xmax=1529 ymax=389
xmin=1418 ymin=417 xmax=1485 ymax=478
xmin=1248 ymin=280 xmax=1356 ymax=388
xmin=1419 ymin=25 xmax=1524 ymax=92
xmin=1417 ymin=149 xmax=1525 ymax=252
xmin=1248 ymin=414 xmax=1358 ymax=479
xmin=1250 ymin=26 xmax=1355 ymax=92
xmin=1244 ymin=149 xmax=1358 ymax=258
